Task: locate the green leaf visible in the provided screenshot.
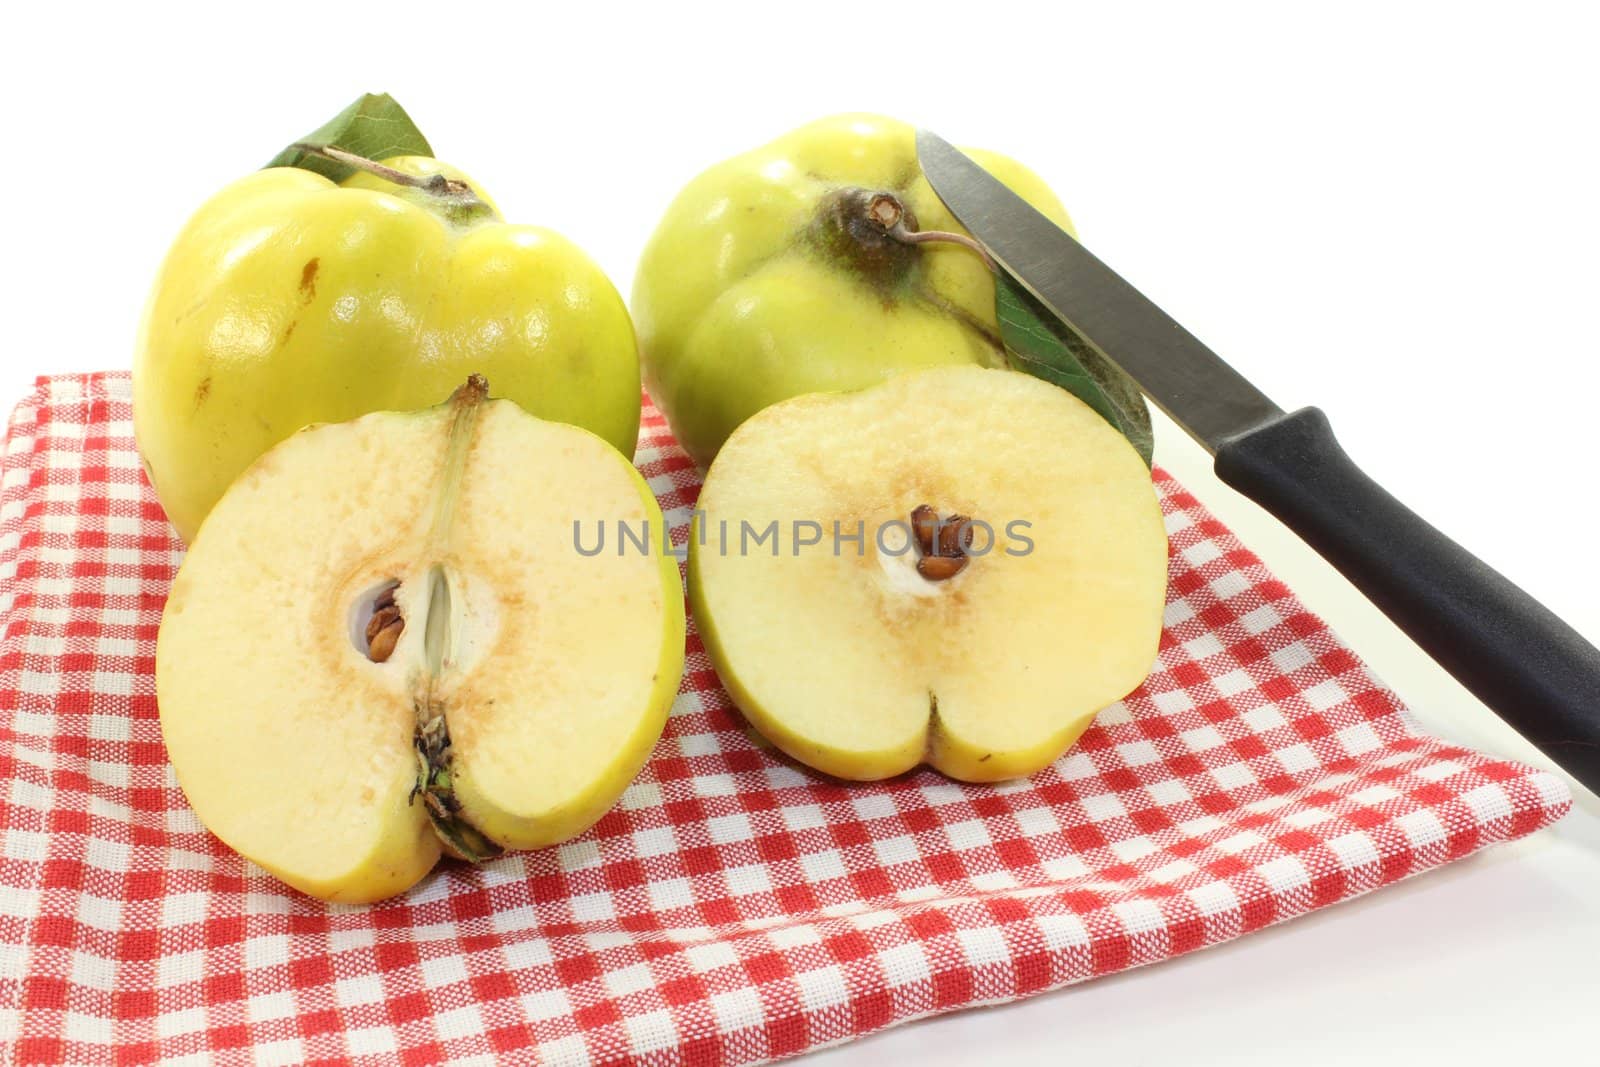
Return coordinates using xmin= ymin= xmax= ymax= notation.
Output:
xmin=264 ymin=93 xmax=433 ymax=182
xmin=995 ymin=270 xmax=1154 ymax=466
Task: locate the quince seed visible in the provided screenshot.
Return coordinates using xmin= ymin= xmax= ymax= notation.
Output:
xmin=910 ymin=504 xmax=938 ymax=557
xmin=916 ymin=554 xmax=968 ymax=582
xmin=367 ymin=619 xmax=403 ymax=663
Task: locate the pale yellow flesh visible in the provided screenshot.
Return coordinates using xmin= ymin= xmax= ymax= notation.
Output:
xmin=690 ymin=366 xmax=1168 ymax=782
xmin=157 ymin=398 xmax=684 ymax=902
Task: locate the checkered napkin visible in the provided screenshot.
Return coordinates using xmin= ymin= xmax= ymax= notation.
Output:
xmin=0 ymin=373 xmax=1571 ymax=1066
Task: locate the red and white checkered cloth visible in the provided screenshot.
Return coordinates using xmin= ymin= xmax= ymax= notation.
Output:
xmin=0 ymin=373 xmax=1571 ymax=1065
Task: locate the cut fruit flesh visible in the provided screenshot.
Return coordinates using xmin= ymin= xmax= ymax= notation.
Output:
xmin=157 ymin=379 xmax=684 ymax=902
xmin=689 ymin=365 xmax=1168 ymax=782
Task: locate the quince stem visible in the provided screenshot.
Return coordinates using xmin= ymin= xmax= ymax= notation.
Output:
xmin=290 ymin=142 xmax=489 ymax=211
xmin=868 ymin=193 xmax=995 ymax=270
xmin=424 ymin=374 xmax=489 ymax=554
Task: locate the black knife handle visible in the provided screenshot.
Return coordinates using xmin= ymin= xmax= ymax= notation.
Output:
xmin=1214 ymin=406 xmax=1600 ymax=795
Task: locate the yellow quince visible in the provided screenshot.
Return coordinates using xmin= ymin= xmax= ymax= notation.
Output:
xmin=135 ymin=156 xmax=640 ymax=542
xmin=632 ymin=114 xmax=1074 ymax=467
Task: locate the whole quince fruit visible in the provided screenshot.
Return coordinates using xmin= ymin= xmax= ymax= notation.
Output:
xmin=135 ymin=154 xmax=641 ymax=542
xmin=632 ymin=114 xmax=1075 ymax=467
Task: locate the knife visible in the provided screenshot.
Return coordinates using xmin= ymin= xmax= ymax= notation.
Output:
xmin=917 ymin=129 xmax=1600 ymax=796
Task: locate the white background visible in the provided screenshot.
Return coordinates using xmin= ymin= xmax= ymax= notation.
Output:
xmin=3 ymin=1 xmax=1597 ymax=1062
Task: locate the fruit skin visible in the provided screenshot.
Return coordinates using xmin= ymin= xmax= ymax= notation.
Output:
xmin=135 ymin=156 xmax=642 ymax=543
xmin=632 ymin=114 xmax=1075 ymax=467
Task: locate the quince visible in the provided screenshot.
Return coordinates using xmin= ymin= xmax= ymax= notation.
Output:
xmin=135 ymin=155 xmax=640 ymax=542
xmin=157 ymin=378 xmax=684 ymax=902
xmin=690 ymin=366 xmax=1167 ymax=782
xmin=632 ymin=114 xmax=1074 ymax=467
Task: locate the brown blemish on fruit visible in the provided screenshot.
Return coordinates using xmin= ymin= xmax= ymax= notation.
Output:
xmin=299 ymin=258 xmax=320 ymax=302
xmin=281 ymin=320 xmax=297 ymax=344
xmin=193 ymin=376 xmax=211 ymax=407
xmin=808 ymin=187 xmax=921 ymax=294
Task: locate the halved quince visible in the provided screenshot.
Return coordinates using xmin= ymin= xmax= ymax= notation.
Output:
xmin=157 ymin=378 xmax=684 ymax=902
xmin=689 ymin=366 xmax=1167 ymax=782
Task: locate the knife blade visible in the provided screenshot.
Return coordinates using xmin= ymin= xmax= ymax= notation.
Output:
xmin=917 ymin=129 xmax=1600 ymax=795
xmin=916 ymin=131 xmax=1282 ymax=453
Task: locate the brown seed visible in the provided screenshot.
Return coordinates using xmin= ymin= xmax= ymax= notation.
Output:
xmin=910 ymin=504 xmax=938 ymax=557
xmin=374 ymin=586 xmax=397 ymax=611
xmin=366 ymin=605 xmax=401 ymax=644
xmin=368 ymin=619 xmax=404 ymax=662
xmin=938 ymin=515 xmax=974 ymax=557
xmin=916 ymin=554 xmax=968 ymax=581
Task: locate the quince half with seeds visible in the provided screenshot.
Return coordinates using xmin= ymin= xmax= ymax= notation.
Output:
xmin=157 ymin=378 xmax=684 ymax=902
xmin=689 ymin=365 xmax=1167 ymax=782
